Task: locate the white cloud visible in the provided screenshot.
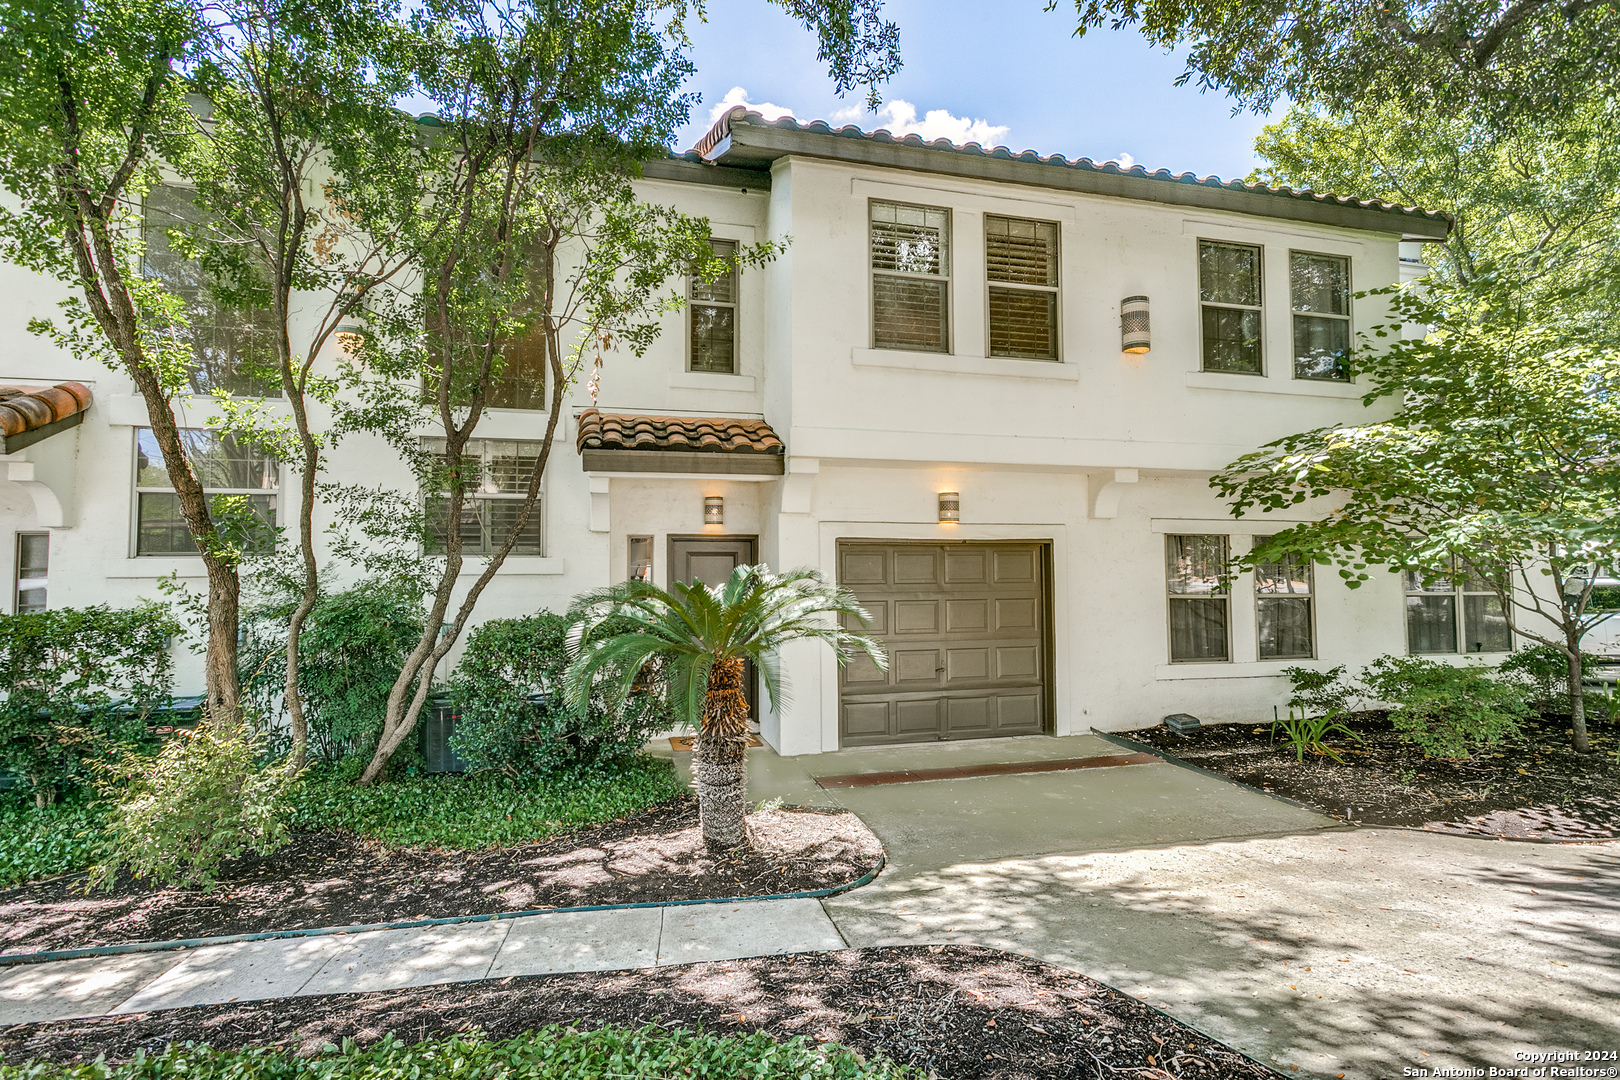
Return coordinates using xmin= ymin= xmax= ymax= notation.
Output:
xmin=834 ymin=99 xmax=1009 ymax=147
xmin=1110 ymin=152 xmax=1136 ymax=169
xmin=706 ymin=87 xmax=795 ymax=127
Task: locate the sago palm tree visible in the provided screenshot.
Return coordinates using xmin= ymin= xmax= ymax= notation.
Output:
xmin=564 ymin=565 xmax=885 ymax=851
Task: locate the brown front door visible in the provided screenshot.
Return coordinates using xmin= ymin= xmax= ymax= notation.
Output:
xmin=838 ymin=541 xmax=1050 ymax=746
xmin=669 ymin=535 xmax=758 ymax=720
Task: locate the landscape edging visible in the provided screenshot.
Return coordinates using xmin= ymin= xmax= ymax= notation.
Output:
xmin=0 ymin=858 xmax=885 ymax=969
xmin=1094 ymin=727 xmax=1613 ymax=846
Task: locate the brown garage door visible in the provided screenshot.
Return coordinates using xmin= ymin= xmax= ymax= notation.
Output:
xmin=838 ymin=541 xmax=1049 ymax=746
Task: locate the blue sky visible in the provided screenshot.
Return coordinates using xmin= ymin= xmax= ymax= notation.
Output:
xmin=674 ymin=0 xmax=1281 ymax=182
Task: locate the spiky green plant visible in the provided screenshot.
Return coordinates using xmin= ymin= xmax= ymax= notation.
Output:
xmin=565 ymin=565 xmax=885 ymax=850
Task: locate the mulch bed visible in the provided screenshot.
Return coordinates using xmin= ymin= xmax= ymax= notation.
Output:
xmin=0 ymin=798 xmax=881 ymax=955
xmin=0 ymin=945 xmax=1276 ymax=1079
xmin=1131 ymin=712 xmax=1620 ymax=841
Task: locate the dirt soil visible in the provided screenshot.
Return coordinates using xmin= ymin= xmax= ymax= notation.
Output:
xmin=0 ymin=799 xmax=881 ymax=955
xmin=1131 ymin=712 xmax=1620 ymax=840
xmin=0 ymin=945 xmax=1276 ymax=1080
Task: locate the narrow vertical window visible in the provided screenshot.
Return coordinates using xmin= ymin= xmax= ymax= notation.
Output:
xmin=1462 ymin=568 xmax=1512 ymax=653
xmin=15 ymin=532 xmax=47 ymax=613
xmin=1167 ymin=534 xmax=1230 ymax=662
xmin=628 ymin=535 xmax=653 ymax=582
xmin=871 ymin=201 xmax=950 ymax=353
xmin=1255 ymin=540 xmax=1313 ymax=659
xmin=1199 ymin=240 xmax=1263 ymax=374
xmin=1291 ymin=251 xmax=1351 ymax=381
xmin=1405 ymin=568 xmax=1458 ymax=654
xmin=424 ymin=438 xmax=544 ymax=557
xmin=689 ymin=238 xmax=738 ymax=374
xmin=986 ymin=215 xmax=1059 ymax=360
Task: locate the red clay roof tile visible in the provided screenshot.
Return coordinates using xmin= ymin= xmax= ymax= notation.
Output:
xmin=576 ymin=409 xmax=783 ymax=455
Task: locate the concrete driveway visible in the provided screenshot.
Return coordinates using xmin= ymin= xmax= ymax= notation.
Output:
xmin=679 ymin=734 xmax=1620 ymax=1079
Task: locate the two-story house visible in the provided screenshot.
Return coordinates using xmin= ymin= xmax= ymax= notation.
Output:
xmin=0 ymin=106 xmax=1476 ymax=756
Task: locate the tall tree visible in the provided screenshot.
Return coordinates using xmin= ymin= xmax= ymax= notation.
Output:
xmin=0 ymin=0 xmax=252 ymax=725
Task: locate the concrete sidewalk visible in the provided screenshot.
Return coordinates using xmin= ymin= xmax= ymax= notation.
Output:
xmin=0 ymin=898 xmax=844 ymax=1026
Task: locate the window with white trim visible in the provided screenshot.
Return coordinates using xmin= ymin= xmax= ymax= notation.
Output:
xmin=1255 ymin=539 xmax=1314 ymax=659
xmin=1167 ymin=534 xmax=1229 ymax=662
xmin=424 ymin=438 xmax=544 ymax=557
xmin=15 ymin=533 xmax=47 ymax=613
xmin=1405 ymin=561 xmax=1512 ymax=654
xmin=134 ymin=428 xmax=278 ymax=556
xmin=1291 ymin=251 xmax=1352 ymax=381
xmin=1199 ymin=240 xmax=1263 ymax=374
xmin=689 ymin=238 xmax=738 ymax=374
xmin=986 ymin=215 xmax=1059 ymax=360
xmin=871 ymin=201 xmax=950 ymax=353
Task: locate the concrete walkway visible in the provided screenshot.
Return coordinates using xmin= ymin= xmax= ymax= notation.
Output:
xmin=0 ymin=898 xmax=843 ymax=1026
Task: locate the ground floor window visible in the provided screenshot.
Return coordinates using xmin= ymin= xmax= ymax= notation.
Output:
xmin=134 ymin=428 xmax=278 ymax=556
xmin=424 ymin=438 xmax=544 ymax=556
xmin=1167 ymin=534 xmax=1229 ymax=662
xmin=14 ymin=532 xmax=47 ymax=613
xmin=1405 ymin=561 xmax=1512 ymax=654
xmin=1255 ymin=539 xmax=1313 ymax=659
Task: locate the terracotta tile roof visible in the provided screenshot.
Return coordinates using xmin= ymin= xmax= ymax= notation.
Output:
xmin=0 ymin=382 xmax=92 ymax=447
xmin=576 ymin=409 xmax=784 ymax=455
xmin=688 ymin=108 xmax=1452 ymax=238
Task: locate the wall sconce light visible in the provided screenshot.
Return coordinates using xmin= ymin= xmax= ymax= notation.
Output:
xmin=937 ymin=491 xmax=960 ymax=523
xmin=1121 ymin=295 xmax=1151 ymax=354
xmin=334 ymin=323 xmax=367 ymax=355
xmin=703 ymin=496 xmax=724 ymax=525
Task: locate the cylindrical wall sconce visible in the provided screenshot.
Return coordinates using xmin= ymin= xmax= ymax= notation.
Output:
xmin=938 ymin=491 xmax=960 ymax=523
xmin=1121 ymin=295 xmax=1151 ymax=354
xmin=703 ymin=496 xmax=724 ymax=525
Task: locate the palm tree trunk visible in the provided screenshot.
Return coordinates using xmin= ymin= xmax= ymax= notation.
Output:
xmin=692 ymin=656 xmax=750 ymax=851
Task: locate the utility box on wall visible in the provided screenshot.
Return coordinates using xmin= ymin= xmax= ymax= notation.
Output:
xmin=419 ymin=702 xmax=468 ymax=774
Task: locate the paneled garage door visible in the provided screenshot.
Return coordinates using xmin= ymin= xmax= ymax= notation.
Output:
xmin=838 ymin=542 xmax=1049 ymax=746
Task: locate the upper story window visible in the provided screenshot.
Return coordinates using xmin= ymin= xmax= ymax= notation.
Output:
xmin=1291 ymin=251 xmax=1352 ymax=381
xmin=986 ymin=215 xmax=1059 ymax=361
xmin=689 ymin=238 xmax=738 ymax=374
xmin=142 ymin=185 xmax=278 ymax=397
xmin=134 ymin=428 xmax=278 ymax=556
xmin=1405 ymin=562 xmax=1511 ymax=655
xmin=1255 ymin=541 xmax=1314 ymax=660
xmin=424 ymin=240 xmax=549 ymax=410
xmin=1167 ymin=534 xmax=1229 ymax=662
xmin=871 ymin=201 xmax=950 ymax=353
xmin=424 ymin=438 xmax=544 ymax=557
xmin=1198 ymin=240 xmax=1263 ymax=375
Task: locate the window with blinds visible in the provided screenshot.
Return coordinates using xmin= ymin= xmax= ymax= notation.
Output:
xmin=424 ymin=438 xmax=544 ymax=557
xmin=1167 ymin=534 xmax=1230 ymax=662
xmin=986 ymin=215 xmax=1059 ymax=360
xmin=871 ymin=201 xmax=950 ymax=352
xmin=1291 ymin=251 xmax=1352 ymax=381
xmin=1199 ymin=239 xmax=1263 ymax=374
xmin=690 ymin=238 xmax=738 ymax=373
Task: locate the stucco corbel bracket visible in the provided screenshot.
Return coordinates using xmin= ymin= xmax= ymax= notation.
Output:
xmin=781 ymin=456 xmax=820 ymax=515
xmin=588 ymin=475 xmax=611 ymax=533
xmin=1089 ymin=468 xmax=1139 ymax=519
xmin=2 ymin=453 xmax=73 ymax=528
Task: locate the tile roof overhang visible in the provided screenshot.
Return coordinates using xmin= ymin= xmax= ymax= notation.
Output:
xmin=576 ymin=409 xmax=785 ymax=476
xmin=0 ymin=382 xmax=92 ymax=454
xmin=685 ymin=108 xmax=1452 ymax=242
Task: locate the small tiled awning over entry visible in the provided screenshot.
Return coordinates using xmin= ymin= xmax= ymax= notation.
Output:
xmin=576 ymin=408 xmax=785 ymax=475
xmin=0 ymin=382 xmax=92 ymax=453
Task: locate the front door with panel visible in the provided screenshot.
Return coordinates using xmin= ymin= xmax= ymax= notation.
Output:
xmin=838 ymin=541 xmax=1049 ymax=746
xmin=668 ymin=535 xmax=758 ymax=720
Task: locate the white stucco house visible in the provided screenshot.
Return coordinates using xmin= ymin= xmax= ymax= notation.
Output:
xmin=7 ymin=106 xmax=1540 ymax=757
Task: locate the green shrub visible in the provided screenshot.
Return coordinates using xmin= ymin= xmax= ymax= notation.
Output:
xmin=0 ymin=796 xmax=106 ymax=887
xmin=0 ymin=1025 xmax=917 ymax=1080
xmin=449 ymin=613 xmax=673 ymax=774
xmin=90 ymin=725 xmax=302 ymax=891
xmin=242 ymin=580 xmax=425 ymax=763
xmin=285 ymin=754 xmax=683 ymax=847
xmin=1361 ymin=655 xmax=1529 ymax=758
xmin=1497 ymin=644 xmax=1611 ymax=718
xmin=0 ymin=602 xmax=181 ymax=805
xmin=1282 ymin=664 xmax=1361 ymax=718
xmin=1271 ymin=706 xmax=1360 ymax=762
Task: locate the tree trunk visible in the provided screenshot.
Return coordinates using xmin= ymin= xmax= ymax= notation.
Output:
xmin=692 ymin=656 xmax=751 ymax=852
xmin=1566 ymin=645 xmax=1590 ymax=754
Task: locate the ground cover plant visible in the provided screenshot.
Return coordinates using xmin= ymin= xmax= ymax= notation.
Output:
xmin=0 ymin=797 xmax=104 ymax=889
xmin=0 ymin=946 xmax=1275 ymax=1080
xmin=0 ymin=1024 xmax=917 ymax=1080
xmin=1 ymin=797 xmax=881 ymax=953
